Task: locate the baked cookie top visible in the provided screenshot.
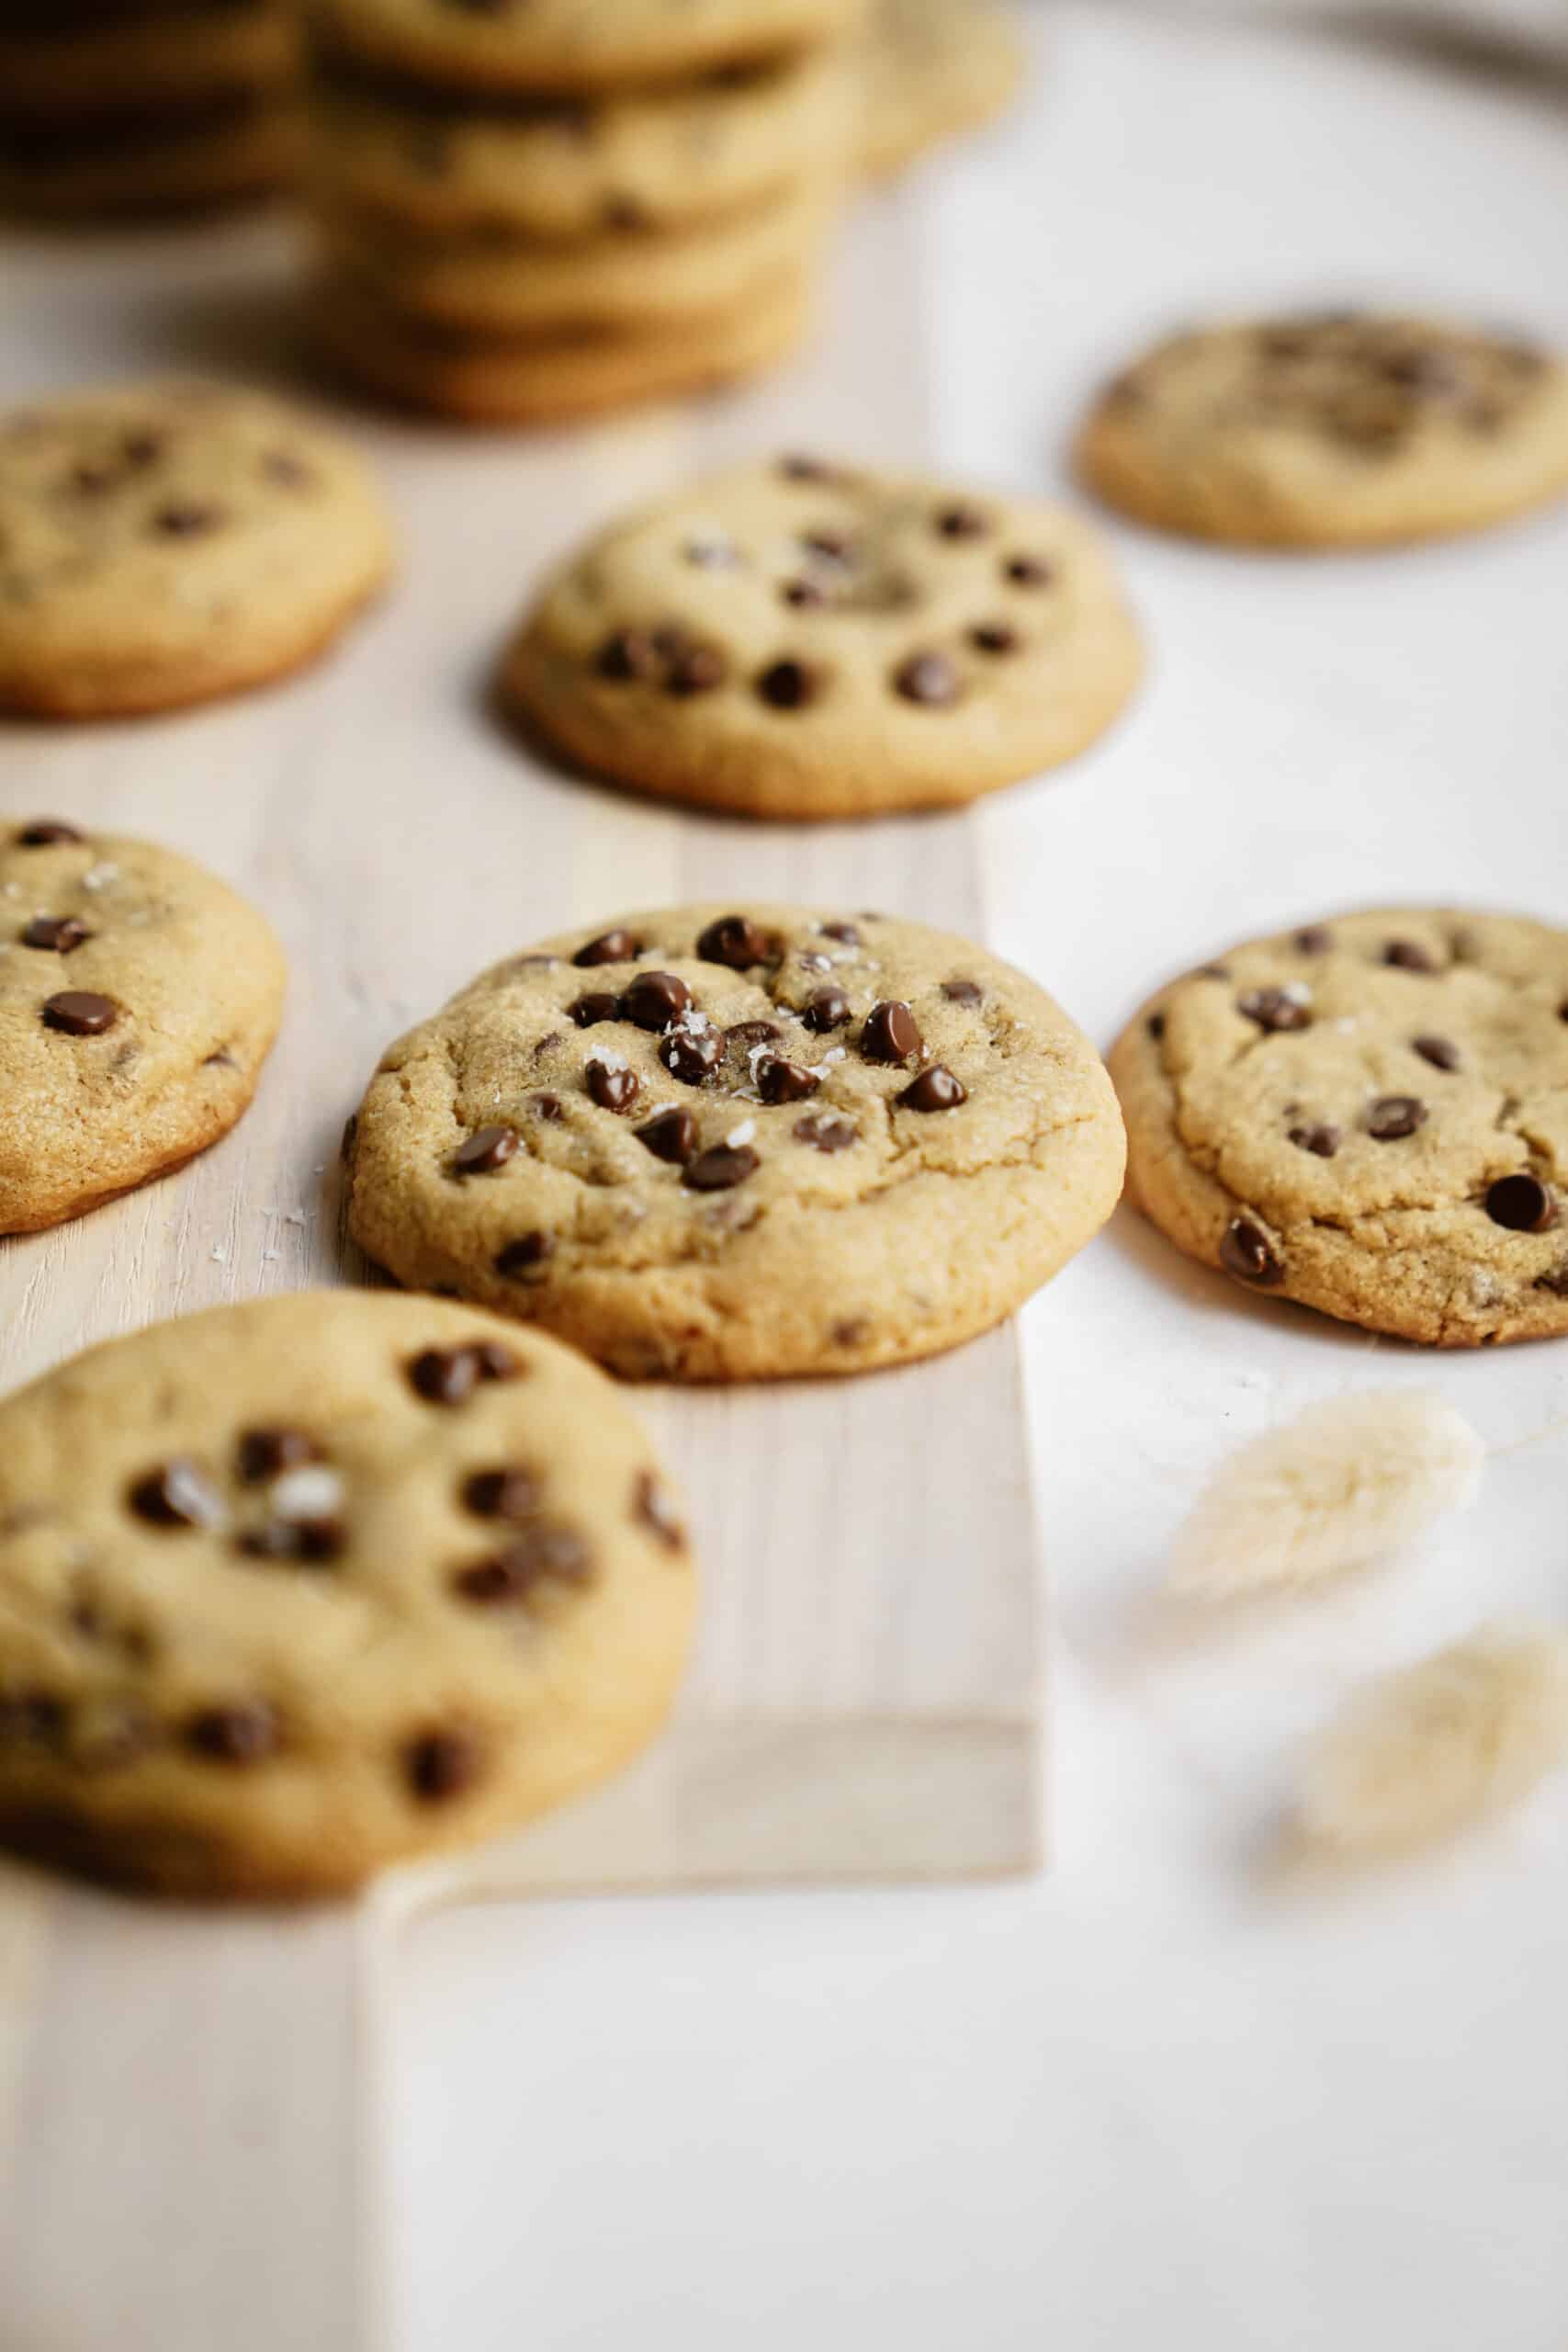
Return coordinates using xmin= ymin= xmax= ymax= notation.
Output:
xmin=0 ymin=1294 xmax=694 ymax=1897
xmin=346 ymin=903 xmax=1125 ymax=1381
xmin=1077 ymin=311 xmax=1568 ymax=547
xmin=307 ymin=49 xmax=854 ymax=240
xmin=306 ymin=0 xmax=871 ymax=96
xmin=1110 ymin=907 xmax=1568 ymax=1347
xmin=0 ymin=820 xmax=286 ymax=1235
xmin=0 ymin=380 xmax=392 ymax=717
xmin=502 ymin=457 xmax=1142 ymax=819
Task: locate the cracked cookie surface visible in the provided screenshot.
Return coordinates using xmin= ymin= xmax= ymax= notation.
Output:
xmin=346 ymin=903 xmax=1125 ymax=1380
xmin=0 ymin=820 xmax=286 ymax=1235
xmin=1077 ymin=311 xmax=1568 ymax=547
xmin=0 ymin=379 xmax=393 ymax=717
xmin=502 ymin=457 xmax=1142 ymax=819
xmin=0 ymin=1293 xmax=694 ymax=1897
xmin=1110 ymin=907 xmax=1568 ymax=1346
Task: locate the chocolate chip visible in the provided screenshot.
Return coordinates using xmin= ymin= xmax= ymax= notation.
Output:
xmin=682 ymin=1140 xmax=760 ymax=1192
xmin=574 ymin=928 xmax=639 ymax=967
xmin=860 ymin=1000 xmax=922 ymax=1063
xmin=1004 ymin=555 xmax=1052 ymax=586
xmin=726 ymin=1019 xmax=781 ymax=1050
xmin=238 ymin=1520 xmax=344 ymax=1566
xmin=42 ymin=989 xmax=117 ymax=1035
xmin=1219 ymin=1217 xmax=1284 ymax=1284
xmin=622 ymin=971 xmax=692 ymax=1031
xmin=237 ymin=1428 xmax=320 ymax=1482
xmin=803 ymin=527 xmax=853 ymax=561
xmin=667 ymin=645 xmax=728 ymax=695
xmin=570 ymin=991 xmax=621 ymax=1027
xmin=152 ymin=501 xmax=222 ymax=537
xmin=1289 ymin=1123 xmax=1342 ymax=1157
xmin=794 ymin=1114 xmax=857 ymax=1152
xmin=463 ymin=1467 xmax=541 ymax=1521
xmin=22 ymin=915 xmax=91 ymax=953
xmin=187 ymin=1702 xmax=277 ymax=1764
xmin=453 ymin=1523 xmax=590 ymax=1605
xmin=1146 ymin=1012 xmax=1166 ymax=1041
xmin=942 ymin=978 xmax=983 ymax=1005
xmin=405 ymin=1727 xmax=483 ymax=1801
xmin=1366 ymin=1094 xmax=1427 ymax=1140
xmin=1412 ymin=1035 xmax=1461 ymax=1072
xmin=637 ymin=1107 xmax=698 ymax=1163
xmin=597 ymin=628 xmax=661 ymax=682
xmin=409 ymin=1343 xmax=517 ymax=1405
xmin=634 ymin=1470 xmax=684 ymax=1550
xmin=779 ymin=455 xmax=833 ymax=481
xmin=1485 ymin=1173 xmax=1556 ymax=1232
xmin=969 ymin=623 xmax=1018 ymax=654
xmin=899 ymin=1066 xmax=967 ymax=1112
xmin=1293 ymin=925 xmax=1333 ymax=955
xmin=1237 ymin=986 xmax=1312 ymax=1034
xmin=757 ymin=658 xmax=820 ymax=708
xmin=756 ymin=1054 xmax=819 ymax=1104
xmin=530 ymin=1092 xmax=564 ymax=1121
xmin=936 ymin=502 xmax=988 ymax=538
xmin=819 ymin=922 xmax=860 ymax=945
xmin=587 ymin=1060 xmax=640 ymax=1113
xmin=660 ymin=1027 xmax=723 ymax=1085
xmin=697 ymin=913 xmax=770 ymax=968
xmin=894 ymin=651 xmax=961 ymax=707
xmin=782 ymin=578 xmax=825 ymax=608
xmin=454 ymin=1124 xmax=519 ymax=1174
xmin=129 ymin=1459 xmax=222 ymax=1529
xmin=16 ymin=820 xmax=83 ymax=845
xmin=496 ymin=1232 xmax=553 ymax=1276
xmin=1382 ymin=938 xmax=1437 ymax=972
xmin=801 ymin=986 xmax=851 ymax=1035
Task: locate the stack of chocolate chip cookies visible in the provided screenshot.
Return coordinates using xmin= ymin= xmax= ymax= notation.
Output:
xmin=0 ymin=0 xmax=302 ymax=220
xmin=299 ymin=0 xmax=870 ymax=424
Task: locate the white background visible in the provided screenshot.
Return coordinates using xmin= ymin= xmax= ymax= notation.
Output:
xmin=390 ymin=12 xmax=1568 ymax=2347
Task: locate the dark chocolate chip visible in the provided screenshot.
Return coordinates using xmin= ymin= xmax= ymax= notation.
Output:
xmin=800 ymin=986 xmax=851 ymax=1034
xmin=667 ymin=645 xmax=728 ymax=695
xmin=782 ymin=578 xmax=825 ymax=608
xmin=128 ymin=1458 xmax=222 ymax=1529
xmin=587 ymin=1060 xmax=640 ymax=1113
xmin=152 ymin=500 xmax=222 ymax=537
xmin=779 ymin=455 xmax=833 ymax=481
xmin=237 ymin=1428 xmax=320 ymax=1483
xmin=238 ymin=1519 xmax=344 ymax=1566
xmin=570 ymin=991 xmax=621 ymax=1027
xmin=1289 ymin=1123 xmax=1342 ymax=1157
xmin=726 ymin=1019 xmax=781 ymax=1051
xmin=942 ymin=978 xmax=983 ymax=1005
xmin=22 ymin=915 xmax=91 ymax=953
xmin=453 ymin=1521 xmax=590 ymax=1605
xmin=936 ymin=502 xmax=988 ymax=539
xmin=453 ymin=1124 xmax=519 ymax=1174
xmin=1146 ymin=1012 xmax=1167 ymax=1041
xmin=1004 ymin=555 xmax=1052 ymax=586
xmin=819 ymin=922 xmax=860 ymax=945
xmin=530 ymin=1091 xmax=564 ymax=1121
xmin=187 ymin=1701 xmax=277 ymax=1764
xmin=1293 ymin=925 xmax=1332 ymax=955
xmin=1485 ymin=1173 xmax=1556 ymax=1232
xmin=634 ymin=1469 xmax=684 ymax=1550
xmin=463 ymin=1466 xmax=541 ymax=1521
xmin=16 ymin=820 xmax=84 ymax=845
xmin=757 ymin=658 xmax=820 ymax=708
xmin=42 ymin=989 xmax=117 ymax=1035
xmin=405 ymin=1727 xmax=483 ymax=1801
xmin=1412 ymin=1035 xmax=1461 ymax=1071
xmin=597 ymin=628 xmax=661 ymax=682
xmin=682 ymin=1144 xmax=760 ymax=1192
xmin=408 ymin=1342 xmax=517 ymax=1405
xmin=495 ymin=1232 xmax=553 ymax=1276
xmin=1366 ymin=1094 xmax=1427 ymax=1140
xmin=899 ymin=1065 xmax=967 ymax=1112
xmin=574 ymin=928 xmax=639 ymax=967
xmin=637 ymin=1107 xmax=698 ymax=1163
xmin=622 ymin=971 xmax=692 ymax=1031
xmin=756 ymin=1054 xmax=819 ymax=1105
xmin=893 ymin=651 xmax=961 ymax=707
xmin=795 ymin=1114 xmax=857 ymax=1152
xmin=1383 ymin=939 xmax=1437 ymax=972
xmin=697 ymin=913 xmax=771 ymax=969
xmin=803 ymin=527 xmax=853 ymax=561
xmin=969 ymin=622 xmax=1018 ymax=654
xmin=660 ymin=1027 xmax=723 ymax=1085
xmin=1237 ymin=986 xmax=1312 ymax=1034
xmin=1219 ymin=1217 xmax=1284 ymax=1285
xmin=860 ymin=1000 xmax=922 ymax=1063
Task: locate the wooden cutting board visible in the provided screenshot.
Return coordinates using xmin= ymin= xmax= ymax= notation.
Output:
xmin=0 ymin=187 xmax=1043 ymax=2349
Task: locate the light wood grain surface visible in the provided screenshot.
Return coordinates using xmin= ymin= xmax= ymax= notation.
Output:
xmin=0 ymin=189 xmax=1045 ymax=2349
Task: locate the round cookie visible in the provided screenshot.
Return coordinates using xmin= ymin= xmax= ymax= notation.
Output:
xmin=1110 ymin=907 xmax=1568 ymax=1348
xmin=0 ymin=6 xmax=298 ymax=119
xmin=319 ymin=180 xmax=840 ymax=334
xmin=306 ymin=0 xmax=871 ymax=96
xmin=0 ymin=820 xmax=285 ymax=1235
xmin=313 ymin=266 xmax=815 ymax=424
xmin=858 ymin=0 xmax=1026 ymax=178
xmin=345 ymin=903 xmax=1125 ymax=1382
xmin=0 ymin=1293 xmax=694 ymax=1897
xmin=306 ymin=49 xmax=855 ymax=241
xmin=0 ymin=380 xmax=392 ymax=717
xmin=1077 ymin=311 xmax=1568 ymax=548
xmin=502 ymin=457 xmax=1142 ymax=820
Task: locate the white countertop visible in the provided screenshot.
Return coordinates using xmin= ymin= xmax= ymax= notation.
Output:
xmin=389 ymin=13 xmax=1568 ymax=2346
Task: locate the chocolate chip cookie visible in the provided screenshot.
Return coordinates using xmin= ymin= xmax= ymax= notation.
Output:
xmin=858 ymin=0 xmax=1026 ymax=179
xmin=1077 ymin=311 xmax=1568 ymax=547
xmin=502 ymin=458 xmax=1142 ymax=819
xmin=0 ymin=821 xmax=286 ymax=1235
xmin=0 ymin=381 xmax=393 ymax=717
xmin=1111 ymin=908 xmax=1568 ymax=1346
xmin=345 ymin=904 xmax=1125 ymax=1381
xmin=0 ymin=1293 xmax=694 ymax=1896
xmin=0 ymin=5 xmax=298 ymax=119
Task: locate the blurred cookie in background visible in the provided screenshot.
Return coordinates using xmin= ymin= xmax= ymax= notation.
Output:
xmin=858 ymin=0 xmax=1027 ymax=178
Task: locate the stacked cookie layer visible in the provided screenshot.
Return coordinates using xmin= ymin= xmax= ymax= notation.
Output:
xmin=0 ymin=0 xmax=302 ymax=219
xmin=300 ymin=0 xmax=868 ymax=423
